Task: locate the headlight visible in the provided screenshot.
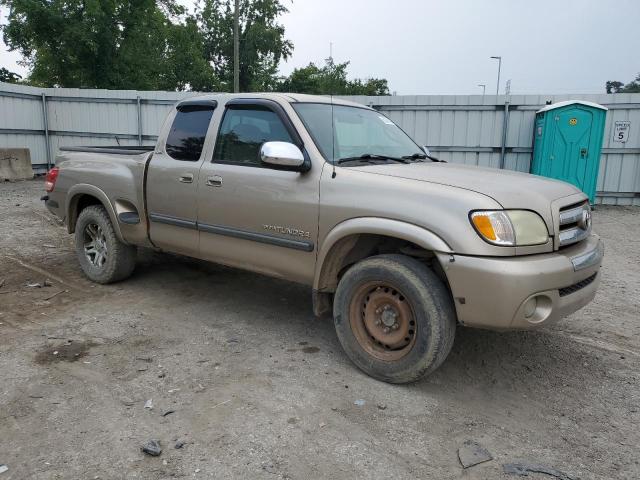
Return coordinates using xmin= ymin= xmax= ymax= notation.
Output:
xmin=470 ymin=210 xmax=549 ymax=246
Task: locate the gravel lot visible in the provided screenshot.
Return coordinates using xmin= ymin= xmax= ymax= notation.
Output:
xmin=1 ymin=179 xmax=638 ymax=480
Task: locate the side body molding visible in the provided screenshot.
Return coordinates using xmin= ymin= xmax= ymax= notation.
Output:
xmin=66 ymin=184 xmax=125 ymax=242
xmin=313 ymin=217 xmax=453 ymax=291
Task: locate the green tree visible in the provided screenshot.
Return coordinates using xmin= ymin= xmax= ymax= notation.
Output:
xmin=0 ymin=67 xmax=22 ymax=83
xmin=197 ymin=0 xmax=293 ymax=92
xmin=277 ymin=57 xmax=390 ymax=95
xmin=0 ymin=0 xmax=216 ymax=90
xmin=606 ymin=74 xmax=640 ymax=93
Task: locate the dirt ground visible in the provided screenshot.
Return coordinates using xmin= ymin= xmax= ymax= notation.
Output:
xmin=1 ymin=179 xmax=638 ymax=480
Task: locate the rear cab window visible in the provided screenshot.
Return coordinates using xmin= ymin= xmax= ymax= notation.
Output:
xmin=165 ymin=105 xmax=216 ymax=161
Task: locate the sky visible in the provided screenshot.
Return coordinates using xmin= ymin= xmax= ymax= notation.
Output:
xmin=2 ymin=0 xmax=639 ymax=95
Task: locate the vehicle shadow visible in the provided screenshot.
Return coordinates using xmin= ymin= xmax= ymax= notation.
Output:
xmin=131 ymin=250 xmax=623 ymax=403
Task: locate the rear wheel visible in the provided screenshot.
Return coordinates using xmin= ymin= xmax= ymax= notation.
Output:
xmin=74 ymin=205 xmax=136 ymax=284
xmin=333 ymin=254 xmax=456 ymax=383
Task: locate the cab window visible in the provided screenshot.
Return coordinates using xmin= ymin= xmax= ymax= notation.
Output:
xmin=213 ymin=105 xmax=293 ymax=166
xmin=165 ymin=106 xmax=215 ymax=161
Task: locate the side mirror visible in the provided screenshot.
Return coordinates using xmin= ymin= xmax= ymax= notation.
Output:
xmin=260 ymin=141 xmax=306 ymax=171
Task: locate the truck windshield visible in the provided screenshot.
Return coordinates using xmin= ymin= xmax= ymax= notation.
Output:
xmin=292 ymin=103 xmax=426 ymax=164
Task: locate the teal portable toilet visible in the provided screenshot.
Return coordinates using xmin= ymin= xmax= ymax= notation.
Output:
xmin=531 ymin=101 xmax=607 ymax=204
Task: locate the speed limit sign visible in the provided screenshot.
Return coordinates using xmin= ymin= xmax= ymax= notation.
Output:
xmin=613 ymin=121 xmax=630 ymax=143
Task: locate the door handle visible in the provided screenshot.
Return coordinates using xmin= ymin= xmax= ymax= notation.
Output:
xmin=206 ymin=175 xmax=223 ymax=187
xmin=179 ymin=173 xmax=194 ymax=183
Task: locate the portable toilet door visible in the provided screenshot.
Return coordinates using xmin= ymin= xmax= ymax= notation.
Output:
xmin=531 ymin=101 xmax=607 ymax=204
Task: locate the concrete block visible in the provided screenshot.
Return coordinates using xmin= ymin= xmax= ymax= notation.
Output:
xmin=0 ymin=148 xmax=34 ymax=181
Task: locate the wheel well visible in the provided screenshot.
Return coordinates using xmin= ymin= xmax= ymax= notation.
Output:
xmin=317 ymin=234 xmax=446 ymax=293
xmin=313 ymin=233 xmax=450 ymax=317
xmin=68 ymin=194 xmax=103 ymax=233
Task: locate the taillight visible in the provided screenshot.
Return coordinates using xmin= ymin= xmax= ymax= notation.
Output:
xmin=44 ymin=166 xmax=59 ymax=192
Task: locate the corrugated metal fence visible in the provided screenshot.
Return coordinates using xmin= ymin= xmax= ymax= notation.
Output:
xmin=0 ymin=82 xmax=196 ymax=167
xmin=2 ymin=81 xmax=639 ymax=205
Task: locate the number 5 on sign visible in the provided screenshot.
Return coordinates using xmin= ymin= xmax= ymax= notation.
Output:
xmin=613 ymin=121 xmax=630 ymax=143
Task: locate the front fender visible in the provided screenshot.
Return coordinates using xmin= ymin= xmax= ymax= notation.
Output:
xmin=313 ymin=217 xmax=452 ymax=291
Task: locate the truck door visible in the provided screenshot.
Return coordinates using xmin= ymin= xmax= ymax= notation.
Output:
xmin=196 ymin=99 xmax=320 ymax=284
xmin=146 ymin=100 xmax=217 ymax=257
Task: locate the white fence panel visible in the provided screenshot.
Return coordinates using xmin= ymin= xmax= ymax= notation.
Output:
xmin=1 ymin=82 xmax=639 ymax=205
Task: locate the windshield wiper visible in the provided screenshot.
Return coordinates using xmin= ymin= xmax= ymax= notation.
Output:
xmin=337 ymin=154 xmax=410 ymax=165
xmin=403 ymin=152 xmax=446 ymax=163
xmin=402 ymin=153 xmax=428 ymax=161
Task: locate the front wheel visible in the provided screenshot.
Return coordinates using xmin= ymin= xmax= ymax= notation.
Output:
xmin=333 ymin=254 xmax=456 ymax=384
xmin=74 ymin=205 xmax=136 ymax=284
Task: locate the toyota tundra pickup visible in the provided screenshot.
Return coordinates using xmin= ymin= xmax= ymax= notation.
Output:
xmin=42 ymin=93 xmax=604 ymax=383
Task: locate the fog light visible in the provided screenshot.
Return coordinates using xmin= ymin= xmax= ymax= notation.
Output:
xmin=523 ymin=297 xmax=537 ymax=318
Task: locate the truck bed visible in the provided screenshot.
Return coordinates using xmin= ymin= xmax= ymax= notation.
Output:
xmin=50 ymin=146 xmax=155 ymax=248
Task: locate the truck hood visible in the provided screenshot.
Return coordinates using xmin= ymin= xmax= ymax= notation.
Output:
xmin=350 ymin=162 xmax=585 ymax=233
xmin=351 ymin=161 xmax=582 ymax=206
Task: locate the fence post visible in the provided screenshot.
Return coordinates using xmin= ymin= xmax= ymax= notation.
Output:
xmin=41 ymin=92 xmax=52 ymax=169
xmin=136 ymin=96 xmax=143 ymax=146
xmin=499 ymin=96 xmax=510 ymax=169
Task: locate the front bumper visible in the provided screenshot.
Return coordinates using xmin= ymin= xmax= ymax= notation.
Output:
xmin=437 ymin=234 xmax=604 ymax=330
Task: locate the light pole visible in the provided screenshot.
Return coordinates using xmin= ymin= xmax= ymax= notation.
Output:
xmin=490 ymin=56 xmax=501 ymax=96
xmin=233 ymin=0 xmax=240 ymax=93
xmin=478 ymin=84 xmax=486 ymax=97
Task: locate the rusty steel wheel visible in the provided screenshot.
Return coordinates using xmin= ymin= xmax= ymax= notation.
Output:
xmin=333 ymin=254 xmax=457 ymax=383
xmin=349 ymin=282 xmax=417 ymax=361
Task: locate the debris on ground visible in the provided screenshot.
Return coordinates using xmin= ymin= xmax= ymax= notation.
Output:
xmin=0 ymin=464 xmax=7 ymax=474
xmin=141 ymin=439 xmax=162 ymax=457
xmin=377 ymin=403 xmax=387 ymax=410
xmin=26 ymin=282 xmax=42 ymax=288
xmin=175 ymin=440 xmax=186 ymax=449
xmin=0 ymin=278 xmax=5 ymax=288
xmin=43 ymin=279 xmax=52 ymax=287
xmin=43 ymin=290 xmax=67 ymax=301
xmin=211 ymin=399 xmax=231 ymax=410
xmin=162 ymin=410 xmax=175 ymax=417
xmin=503 ymin=462 xmax=576 ymax=479
xmin=354 ymin=399 xmax=366 ymax=406
xmin=458 ymin=440 xmax=493 ymax=468
xmin=144 ymin=399 xmax=153 ymax=409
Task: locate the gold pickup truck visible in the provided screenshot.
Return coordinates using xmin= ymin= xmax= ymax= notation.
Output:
xmin=42 ymin=93 xmax=603 ymax=383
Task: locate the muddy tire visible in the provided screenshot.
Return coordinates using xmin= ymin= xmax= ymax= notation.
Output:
xmin=333 ymin=254 xmax=456 ymax=384
xmin=74 ymin=205 xmax=136 ymax=284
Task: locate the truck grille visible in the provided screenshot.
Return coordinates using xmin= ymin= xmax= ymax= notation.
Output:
xmin=558 ymin=272 xmax=597 ymax=297
xmin=558 ymin=201 xmax=591 ymax=249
